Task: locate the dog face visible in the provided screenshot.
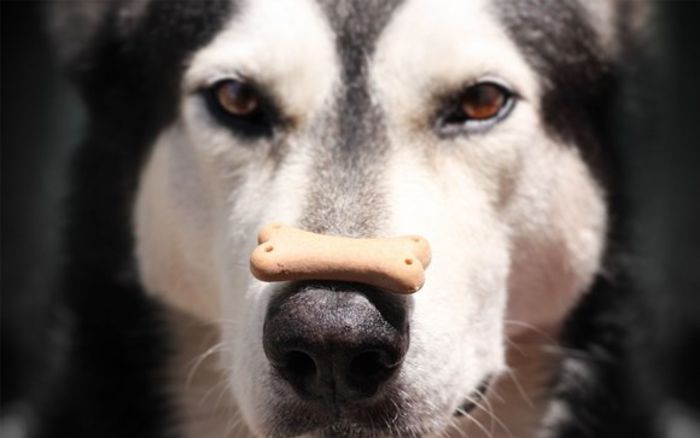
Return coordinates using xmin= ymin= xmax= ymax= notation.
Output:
xmin=58 ymin=0 xmax=618 ymax=435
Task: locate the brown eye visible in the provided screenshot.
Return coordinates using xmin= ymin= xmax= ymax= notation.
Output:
xmin=205 ymin=79 xmax=276 ymax=138
xmin=461 ymin=83 xmax=508 ymax=120
xmin=214 ymin=80 xmax=259 ymax=116
xmin=438 ymin=81 xmax=514 ymax=134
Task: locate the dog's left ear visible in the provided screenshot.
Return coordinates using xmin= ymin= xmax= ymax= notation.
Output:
xmin=46 ymin=0 xmax=147 ymax=74
xmin=580 ymin=0 xmax=653 ymax=59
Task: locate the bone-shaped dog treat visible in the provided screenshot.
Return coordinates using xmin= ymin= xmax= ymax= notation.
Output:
xmin=250 ymin=223 xmax=431 ymax=294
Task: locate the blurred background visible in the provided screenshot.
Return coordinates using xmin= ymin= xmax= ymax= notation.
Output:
xmin=1 ymin=1 xmax=699 ymax=436
xmin=2 ymin=0 xmax=84 ymax=424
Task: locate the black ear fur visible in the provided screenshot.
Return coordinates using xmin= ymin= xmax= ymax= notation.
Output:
xmin=47 ymin=0 xmax=142 ymax=75
xmin=32 ymin=2 xmax=234 ymax=437
xmin=551 ymin=1 xmax=700 ymax=438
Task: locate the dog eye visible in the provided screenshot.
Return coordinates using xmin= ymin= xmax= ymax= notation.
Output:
xmin=214 ymin=80 xmax=259 ymax=116
xmin=204 ymin=79 xmax=275 ymax=138
xmin=439 ymin=82 xmax=515 ymax=134
xmin=461 ymin=83 xmax=508 ymax=121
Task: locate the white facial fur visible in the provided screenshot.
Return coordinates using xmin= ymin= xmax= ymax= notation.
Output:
xmin=134 ymin=0 xmax=607 ymax=436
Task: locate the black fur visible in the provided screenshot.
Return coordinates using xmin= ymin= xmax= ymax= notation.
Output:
xmin=34 ymin=2 xmax=233 ymax=437
xmin=567 ymin=3 xmax=700 ymax=436
xmin=494 ymin=0 xmax=618 ymax=185
xmin=547 ymin=274 xmax=659 ymax=437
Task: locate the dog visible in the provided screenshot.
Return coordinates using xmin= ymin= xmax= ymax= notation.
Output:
xmin=41 ymin=0 xmax=653 ymax=437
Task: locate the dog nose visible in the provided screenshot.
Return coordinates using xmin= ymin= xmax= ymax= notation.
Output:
xmin=263 ymin=283 xmax=409 ymax=402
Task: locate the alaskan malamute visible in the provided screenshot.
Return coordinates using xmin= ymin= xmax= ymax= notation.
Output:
xmin=43 ymin=1 xmax=652 ymax=437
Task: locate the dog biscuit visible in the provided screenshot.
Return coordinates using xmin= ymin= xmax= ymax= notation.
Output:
xmin=250 ymin=223 xmax=431 ymax=294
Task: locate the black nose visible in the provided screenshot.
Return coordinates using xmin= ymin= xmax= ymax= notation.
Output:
xmin=263 ymin=282 xmax=409 ymax=403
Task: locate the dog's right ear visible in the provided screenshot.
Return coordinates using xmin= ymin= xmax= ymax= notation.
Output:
xmin=47 ymin=0 xmax=149 ymax=76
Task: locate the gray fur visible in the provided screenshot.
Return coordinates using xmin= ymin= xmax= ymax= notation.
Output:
xmin=48 ymin=0 xmax=149 ymax=66
xmin=301 ymin=1 xmax=405 ymax=237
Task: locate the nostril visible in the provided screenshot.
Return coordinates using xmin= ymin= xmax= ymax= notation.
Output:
xmin=278 ymin=350 xmax=318 ymax=395
xmin=285 ymin=351 xmax=316 ymax=380
xmin=346 ymin=349 xmax=397 ymax=397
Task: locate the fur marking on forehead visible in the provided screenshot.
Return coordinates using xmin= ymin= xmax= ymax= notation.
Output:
xmin=316 ymin=0 xmax=405 ymax=79
xmin=299 ymin=1 xmax=405 ymax=236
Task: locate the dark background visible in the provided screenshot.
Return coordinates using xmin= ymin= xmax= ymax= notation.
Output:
xmin=2 ymin=0 xmax=84 ymax=419
xmin=2 ymin=0 xmax=699 ymax=435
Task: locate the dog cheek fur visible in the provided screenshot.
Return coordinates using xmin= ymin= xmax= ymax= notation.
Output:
xmin=384 ymin=146 xmax=510 ymax=420
xmin=134 ymin=109 xmax=319 ymax=435
xmin=504 ymin=138 xmax=607 ymax=338
xmin=134 ymin=124 xmax=222 ymax=323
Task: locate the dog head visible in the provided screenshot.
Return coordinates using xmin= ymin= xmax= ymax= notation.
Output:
xmin=54 ymin=0 xmax=638 ymax=435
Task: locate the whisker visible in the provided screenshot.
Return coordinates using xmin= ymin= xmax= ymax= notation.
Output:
xmin=503 ymin=320 xmax=556 ymax=345
xmin=455 ymin=407 xmax=492 ymax=438
xmin=186 ymin=341 xmax=227 ymax=390
xmin=467 ymin=394 xmax=512 ymax=438
xmin=224 ymin=411 xmax=245 ymax=437
xmin=199 ymin=377 xmax=230 ymax=407
xmin=505 ymin=367 xmax=533 ymax=408
xmin=504 ymin=337 xmax=526 ymax=356
xmin=215 ymin=318 xmax=246 ymax=329
xmin=447 ymin=414 xmax=469 ymax=438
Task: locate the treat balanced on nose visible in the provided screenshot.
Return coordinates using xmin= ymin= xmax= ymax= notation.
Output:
xmin=250 ymin=223 xmax=432 ymax=294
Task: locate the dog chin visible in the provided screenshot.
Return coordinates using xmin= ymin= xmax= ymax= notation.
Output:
xmin=266 ymin=416 xmax=449 ymax=438
xmin=257 ymin=390 xmax=444 ymax=437
xmin=311 ymin=422 xmax=436 ymax=438
xmin=255 ymin=376 xmax=493 ymax=438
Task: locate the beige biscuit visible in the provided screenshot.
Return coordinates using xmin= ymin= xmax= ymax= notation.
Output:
xmin=250 ymin=223 xmax=432 ymax=294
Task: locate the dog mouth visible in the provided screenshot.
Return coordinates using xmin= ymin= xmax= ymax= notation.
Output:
xmin=266 ymin=374 xmax=495 ymax=437
xmin=453 ymin=375 xmax=492 ymax=417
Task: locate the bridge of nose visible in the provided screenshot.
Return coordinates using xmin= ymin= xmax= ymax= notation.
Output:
xmin=265 ymin=282 xmax=409 ymax=338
